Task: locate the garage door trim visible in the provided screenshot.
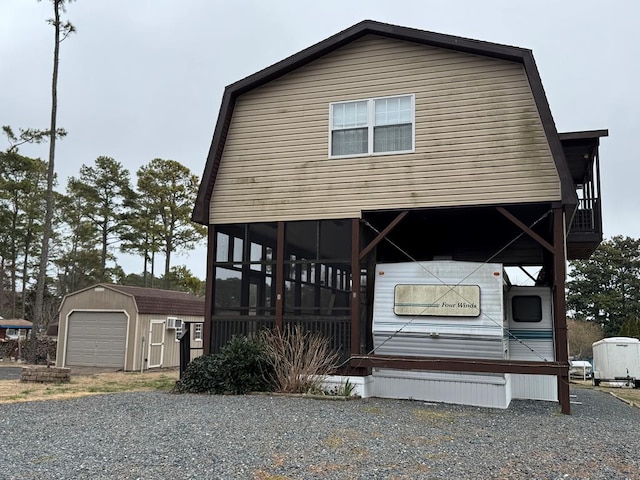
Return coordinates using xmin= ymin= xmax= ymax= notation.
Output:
xmin=62 ymin=309 xmax=131 ymax=368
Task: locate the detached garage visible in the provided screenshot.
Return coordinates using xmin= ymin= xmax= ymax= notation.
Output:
xmin=56 ymin=284 xmax=204 ymax=371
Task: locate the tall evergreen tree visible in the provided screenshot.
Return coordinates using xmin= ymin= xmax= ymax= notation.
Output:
xmin=120 ymin=193 xmax=163 ymax=287
xmin=33 ymin=0 xmax=75 ymax=360
xmin=53 ymin=192 xmax=102 ymax=294
xmin=0 ymin=151 xmax=48 ymax=317
xmin=567 ymin=236 xmax=640 ymax=336
xmin=66 ymin=156 xmax=134 ymax=280
xmin=135 ymin=159 xmax=206 ymax=284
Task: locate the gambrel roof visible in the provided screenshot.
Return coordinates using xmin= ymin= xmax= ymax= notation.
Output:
xmin=192 ymin=20 xmax=577 ymax=224
xmin=61 ymin=284 xmax=205 ymax=317
xmin=104 ymin=284 xmax=205 ymax=316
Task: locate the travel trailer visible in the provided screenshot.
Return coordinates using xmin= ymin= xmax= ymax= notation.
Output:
xmin=369 ymin=261 xmax=556 ymax=408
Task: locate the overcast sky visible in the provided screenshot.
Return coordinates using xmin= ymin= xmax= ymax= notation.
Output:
xmin=0 ymin=0 xmax=636 ymax=280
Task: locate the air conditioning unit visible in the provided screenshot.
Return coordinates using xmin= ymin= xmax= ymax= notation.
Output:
xmin=166 ymin=317 xmax=182 ymax=330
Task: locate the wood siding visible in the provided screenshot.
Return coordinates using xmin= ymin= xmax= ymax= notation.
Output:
xmin=137 ymin=315 xmax=204 ymax=370
xmin=209 ymin=34 xmax=560 ymax=224
xmin=57 ymin=287 xmax=137 ymax=370
xmin=57 ymin=286 xmax=204 ymax=371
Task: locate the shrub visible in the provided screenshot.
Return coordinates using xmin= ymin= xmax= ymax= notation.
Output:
xmin=175 ymin=354 xmax=224 ymax=394
xmin=217 ymin=335 xmax=274 ymax=394
xmin=261 ymin=325 xmax=339 ymax=394
xmin=175 ymin=335 xmax=274 ymax=394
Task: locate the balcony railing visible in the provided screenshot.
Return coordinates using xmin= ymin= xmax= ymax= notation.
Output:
xmin=570 ymin=198 xmax=601 ymax=233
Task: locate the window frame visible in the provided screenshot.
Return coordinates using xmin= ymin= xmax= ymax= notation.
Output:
xmin=511 ymin=295 xmax=543 ymax=323
xmin=174 ymin=319 xmax=184 ymax=342
xmin=328 ymin=94 xmax=415 ymax=159
xmin=193 ymin=323 xmax=203 ymax=342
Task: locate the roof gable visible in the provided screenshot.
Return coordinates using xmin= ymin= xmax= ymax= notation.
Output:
xmin=192 ymin=20 xmax=576 ymax=224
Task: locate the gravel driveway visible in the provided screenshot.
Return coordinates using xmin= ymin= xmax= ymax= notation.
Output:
xmin=0 ymin=386 xmax=638 ymax=479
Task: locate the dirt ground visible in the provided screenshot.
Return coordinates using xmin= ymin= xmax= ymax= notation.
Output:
xmin=0 ymin=364 xmax=179 ymax=403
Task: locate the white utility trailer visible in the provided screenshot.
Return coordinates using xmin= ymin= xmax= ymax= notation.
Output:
xmin=592 ymin=337 xmax=640 ymax=387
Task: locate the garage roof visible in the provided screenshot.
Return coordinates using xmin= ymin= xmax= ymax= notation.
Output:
xmin=99 ymin=284 xmax=205 ymax=316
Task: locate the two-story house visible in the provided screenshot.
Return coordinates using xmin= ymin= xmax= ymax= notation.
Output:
xmin=192 ymin=20 xmax=606 ymax=413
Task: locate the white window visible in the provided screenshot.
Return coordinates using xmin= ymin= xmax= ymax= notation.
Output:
xmin=194 ymin=323 xmax=203 ymax=342
xmin=329 ymin=94 xmax=414 ymax=158
xmin=174 ymin=319 xmax=183 ymax=342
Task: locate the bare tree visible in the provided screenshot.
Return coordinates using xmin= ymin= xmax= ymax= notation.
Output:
xmin=568 ymin=318 xmax=603 ymax=359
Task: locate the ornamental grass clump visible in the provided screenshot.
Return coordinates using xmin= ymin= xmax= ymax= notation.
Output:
xmin=261 ymin=325 xmax=339 ymax=394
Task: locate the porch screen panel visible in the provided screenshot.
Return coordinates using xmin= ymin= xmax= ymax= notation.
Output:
xmin=211 ymin=223 xmax=277 ymax=353
xmin=283 ymin=219 xmax=352 ymax=357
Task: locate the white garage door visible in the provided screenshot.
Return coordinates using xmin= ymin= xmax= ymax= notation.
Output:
xmin=66 ymin=312 xmax=127 ymax=368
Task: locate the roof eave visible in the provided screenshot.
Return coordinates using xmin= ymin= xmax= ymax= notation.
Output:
xmin=558 ymin=129 xmax=609 ymax=142
xmin=520 ymin=55 xmax=578 ymax=213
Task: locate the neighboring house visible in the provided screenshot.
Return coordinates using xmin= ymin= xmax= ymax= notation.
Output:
xmin=191 ymin=20 xmax=607 ymax=412
xmin=0 ymin=319 xmax=33 ymax=341
xmin=55 ymin=284 xmax=204 ymax=370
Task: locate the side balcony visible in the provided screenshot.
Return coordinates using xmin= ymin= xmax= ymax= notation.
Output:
xmin=561 ymin=130 xmax=608 ymax=260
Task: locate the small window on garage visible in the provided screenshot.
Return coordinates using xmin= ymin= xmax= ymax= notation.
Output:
xmin=194 ymin=324 xmax=202 ymax=341
xmin=174 ymin=319 xmax=183 ymax=342
xmin=512 ymin=295 xmax=543 ymax=322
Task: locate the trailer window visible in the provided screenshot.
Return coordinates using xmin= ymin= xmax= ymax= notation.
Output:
xmin=512 ymin=296 xmax=542 ymax=322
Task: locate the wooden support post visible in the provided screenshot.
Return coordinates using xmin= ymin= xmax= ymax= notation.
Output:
xmin=552 ymin=207 xmax=571 ymax=414
xmin=351 ymin=219 xmax=361 ymax=355
xmin=275 ymin=221 xmax=284 ymax=331
xmin=203 ymin=226 xmax=215 ymax=355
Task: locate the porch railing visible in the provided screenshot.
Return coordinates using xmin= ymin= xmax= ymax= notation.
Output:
xmin=283 ymin=315 xmax=351 ymax=361
xmin=571 ymin=198 xmax=601 ymax=233
xmin=206 ymin=315 xmax=351 ymax=361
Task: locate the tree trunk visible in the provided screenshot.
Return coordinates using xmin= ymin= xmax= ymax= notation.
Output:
xmin=150 ymin=250 xmax=155 ymax=288
xmin=143 ymin=244 xmax=149 ymax=287
xmin=101 ymin=220 xmax=108 ymax=281
xmin=164 ymin=245 xmax=171 ymax=288
xmin=32 ymin=0 xmax=61 ymax=362
xmin=10 ymin=205 xmax=18 ymax=318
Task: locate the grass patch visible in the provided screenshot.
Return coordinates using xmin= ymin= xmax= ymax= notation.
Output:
xmin=323 ymin=434 xmax=344 ymax=449
xmin=361 ymin=405 xmax=384 ymax=415
xmin=323 ymin=429 xmax=367 ymax=453
xmin=87 ymin=385 xmax=126 ymax=393
xmin=6 ymin=394 xmax=27 ymax=401
xmin=0 ymin=369 xmax=179 ymax=404
xmin=34 ymin=455 xmax=56 ymax=464
xmin=413 ymin=409 xmax=455 ymax=425
xmin=43 ymin=387 xmax=70 ymax=395
xmin=253 ymin=471 xmax=291 ymax=480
